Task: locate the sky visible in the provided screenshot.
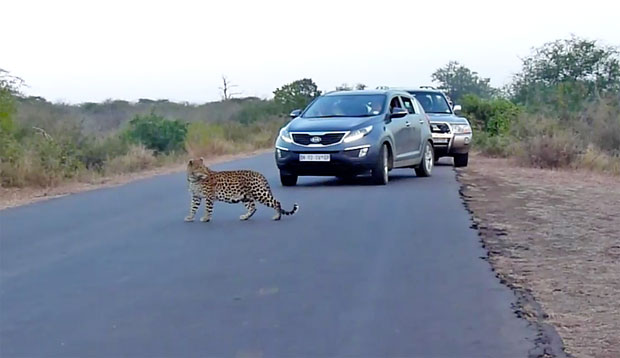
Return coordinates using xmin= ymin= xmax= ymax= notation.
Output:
xmin=2 ymin=0 xmax=619 ymax=104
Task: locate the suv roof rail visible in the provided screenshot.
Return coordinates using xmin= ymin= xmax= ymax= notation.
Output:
xmin=419 ymin=85 xmax=436 ymax=90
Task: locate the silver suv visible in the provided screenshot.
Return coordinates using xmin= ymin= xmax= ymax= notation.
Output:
xmin=389 ymin=87 xmax=472 ymax=167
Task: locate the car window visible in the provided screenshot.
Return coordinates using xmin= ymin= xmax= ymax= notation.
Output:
xmin=400 ymin=96 xmax=416 ymax=114
xmin=389 ymin=96 xmax=402 ymax=111
xmin=412 ymin=98 xmax=425 ymax=114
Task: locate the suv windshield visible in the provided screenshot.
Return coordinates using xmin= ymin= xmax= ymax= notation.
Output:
xmin=302 ymin=94 xmax=386 ymax=118
xmin=410 ymin=91 xmax=451 ymax=114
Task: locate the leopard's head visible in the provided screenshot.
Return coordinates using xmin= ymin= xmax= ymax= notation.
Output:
xmin=187 ymin=157 xmax=210 ymax=182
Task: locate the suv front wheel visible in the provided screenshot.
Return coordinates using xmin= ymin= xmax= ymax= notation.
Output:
xmin=371 ymin=144 xmax=389 ymax=185
xmin=453 ymin=153 xmax=469 ymax=167
xmin=415 ymin=141 xmax=434 ymax=177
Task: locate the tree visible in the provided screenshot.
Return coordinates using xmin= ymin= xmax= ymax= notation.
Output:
xmin=431 ymin=61 xmax=496 ymax=103
xmin=355 ymin=83 xmax=367 ymax=90
xmin=510 ymin=35 xmax=620 ymax=107
xmin=219 ymin=75 xmax=241 ymax=100
xmin=273 ymin=78 xmax=321 ymax=113
xmin=0 ymin=69 xmax=24 ymax=167
xmin=0 ymin=69 xmax=22 ymax=134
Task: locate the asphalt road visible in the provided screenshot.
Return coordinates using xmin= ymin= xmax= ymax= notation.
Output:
xmin=0 ymin=153 xmax=537 ymax=357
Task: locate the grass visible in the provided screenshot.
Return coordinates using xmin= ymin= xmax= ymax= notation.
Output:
xmin=184 ymin=119 xmax=284 ymax=158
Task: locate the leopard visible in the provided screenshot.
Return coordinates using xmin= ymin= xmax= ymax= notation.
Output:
xmin=184 ymin=157 xmax=299 ymax=222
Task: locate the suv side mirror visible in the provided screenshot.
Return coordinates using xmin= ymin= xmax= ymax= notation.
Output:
xmin=390 ymin=107 xmax=408 ymax=119
xmin=453 ymin=104 xmax=462 ymax=113
xmin=289 ymin=109 xmax=302 ymax=118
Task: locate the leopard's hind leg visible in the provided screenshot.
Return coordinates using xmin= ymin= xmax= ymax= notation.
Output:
xmin=240 ymin=200 xmax=256 ymax=221
xmin=256 ymin=194 xmax=282 ymax=221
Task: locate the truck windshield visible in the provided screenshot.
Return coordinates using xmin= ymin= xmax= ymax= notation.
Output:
xmin=410 ymin=92 xmax=452 ymax=114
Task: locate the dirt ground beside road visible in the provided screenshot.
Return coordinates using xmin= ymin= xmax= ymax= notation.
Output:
xmin=456 ymin=154 xmax=620 ymax=358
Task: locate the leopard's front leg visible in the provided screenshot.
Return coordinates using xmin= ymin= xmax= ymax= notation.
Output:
xmin=200 ymin=198 xmax=214 ymax=222
xmin=185 ymin=195 xmax=201 ymax=222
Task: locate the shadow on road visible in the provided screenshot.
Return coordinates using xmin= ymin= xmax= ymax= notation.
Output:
xmin=435 ymin=158 xmax=454 ymax=167
xmin=294 ymin=173 xmax=419 ymax=187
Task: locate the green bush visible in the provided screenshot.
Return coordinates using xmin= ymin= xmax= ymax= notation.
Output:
xmin=462 ymin=95 xmax=520 ymax=136
xmin=124 ymin=112 xmax=188 ymax=154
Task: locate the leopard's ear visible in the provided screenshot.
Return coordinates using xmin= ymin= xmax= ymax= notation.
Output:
xmin=199 ymin=157 xmax=205 ymax=164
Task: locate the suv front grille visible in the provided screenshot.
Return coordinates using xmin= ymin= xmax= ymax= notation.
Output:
xmin=431 ymin=123 xmax=451 ymax=134
xmin=292 ymin=133 xmax=345 ymax=146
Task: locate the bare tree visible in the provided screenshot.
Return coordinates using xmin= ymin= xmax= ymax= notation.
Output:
xmin=32 ymin=126 xmax=53 ymax=141
xmin=218 ymin=75 xmax=241 ymax=100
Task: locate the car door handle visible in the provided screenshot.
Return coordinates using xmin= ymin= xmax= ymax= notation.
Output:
xmin=419 ymin=120 xmax=425 ymax=124
xmin=405 ymin=121 xmax=411 ymax=127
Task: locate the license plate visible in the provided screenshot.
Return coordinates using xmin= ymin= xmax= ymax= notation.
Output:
xmin=434 ymin=138 xmax=449 ymax=143
xmin=299 ymin=154 xmax=330 ymax=162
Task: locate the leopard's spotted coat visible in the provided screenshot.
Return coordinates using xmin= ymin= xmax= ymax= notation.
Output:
xmin=185 ymin=157 xmax=298 ymax=222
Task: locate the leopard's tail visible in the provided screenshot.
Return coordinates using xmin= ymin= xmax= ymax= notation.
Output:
xmin=280 ymin=203 xmax=299 ymax=216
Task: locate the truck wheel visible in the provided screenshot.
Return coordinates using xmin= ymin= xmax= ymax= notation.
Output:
xmin=454 ymin=153 xmax=469 ymax=167
xmin=280 ymin=172 xmax=298 ymax=186
xmin=415 ymin=141 xmax=434 ymax=177
xmin=371 ymin=144 xmax=389 ymax=185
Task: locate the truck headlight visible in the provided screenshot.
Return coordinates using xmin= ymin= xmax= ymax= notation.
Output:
xmin=452 ymin=124 xmax=472 ymax=134
xmin=343 ymin=125 xmax=373 ymax=143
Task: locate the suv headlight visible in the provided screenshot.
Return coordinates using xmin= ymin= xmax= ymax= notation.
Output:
xmin=344 ymin=125 xmax=373 ymax=143
xmin=452 ymin=124 xmax=472 ymax=134
xmin=279 ymin=127 xmax=293 ymax=143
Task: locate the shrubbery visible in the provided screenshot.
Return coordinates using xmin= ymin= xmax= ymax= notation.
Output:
xmin=461 ymin=95 xmax=520 ymax=136
xmin=3 ymin=34 xmax=617 ymax=189
xmin=464 ymin=95 xmax=620 ymax=173
xmin=450 ymin=36 xmax=620 ymax=174
xmin=124 ymin=112 xmax=188 ymax=154
xmin=0 ymin=70 xmax=292 ymax=188
xmin=185 ymin=119 xmax=285 ymax=158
